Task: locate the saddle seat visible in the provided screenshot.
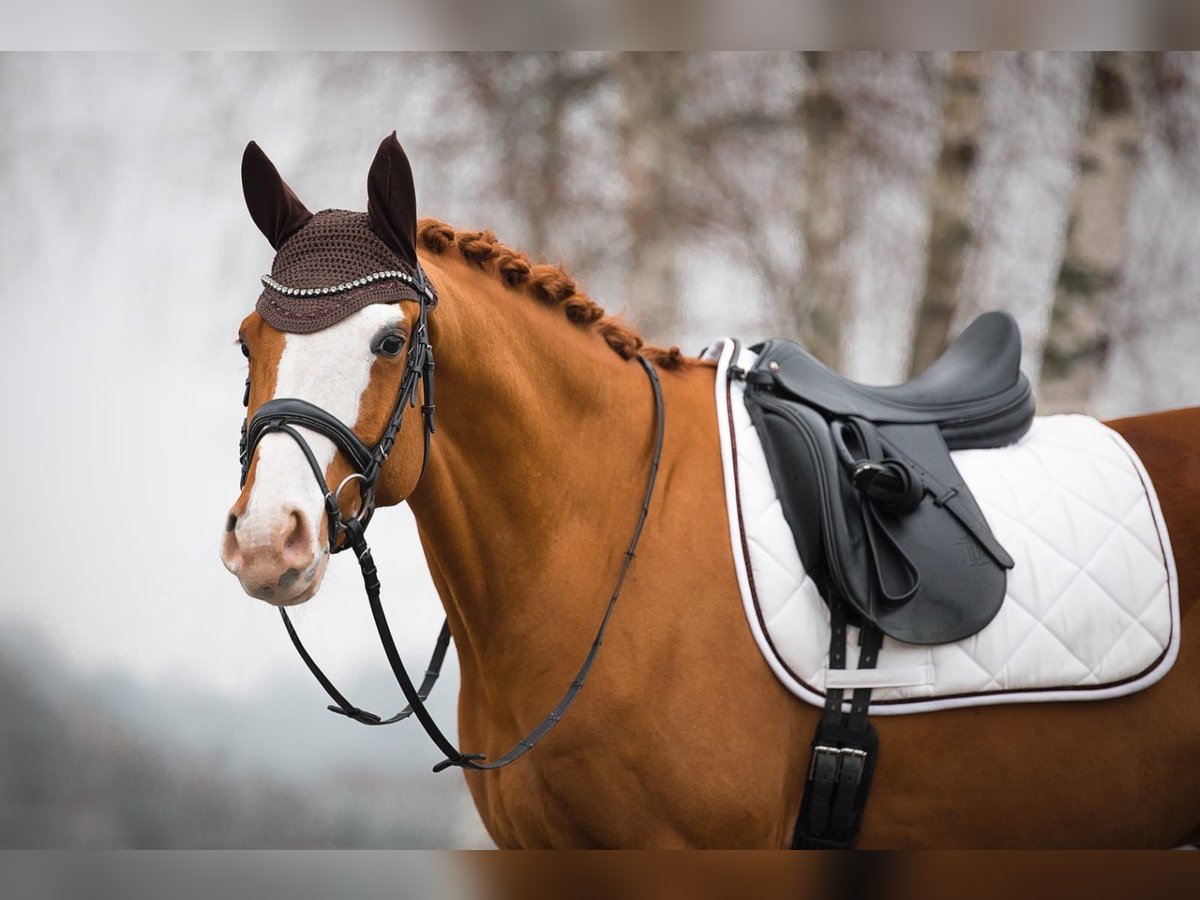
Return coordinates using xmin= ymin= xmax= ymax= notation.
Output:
xmin=743 ymin=312 xmax=1036 ymax=646
xmin=748 ymin=311 xmax=1033 ymax=450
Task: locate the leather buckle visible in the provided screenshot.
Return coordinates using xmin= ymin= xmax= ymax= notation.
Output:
xmin=327 ymin=705 xmax=382 ymax=725
xmin=432 ymin=753 xmax=486 ymax=773
xmin=807 ymin=744 xmax=868 ymax=780
xmin=808 ymin=743 xmax=842 ymax=780
xmin=852 ymin=460 xmax=921 ymax=514
xmin=851 ymin=461 xmax=892 ymax=491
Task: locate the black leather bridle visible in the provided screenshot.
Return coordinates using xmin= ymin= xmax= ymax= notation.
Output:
xmin=240 ymin=268 xmax=438 ymax=550
xmin=237 ymin=267 xmax=665 ymax=772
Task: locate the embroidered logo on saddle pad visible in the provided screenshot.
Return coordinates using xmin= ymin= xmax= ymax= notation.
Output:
xmin=707 ymin=339 xmax=1180 ymax=715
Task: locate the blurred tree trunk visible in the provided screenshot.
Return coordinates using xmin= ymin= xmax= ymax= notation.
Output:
xmin=525 ymin=58 xmax=569 ymax=255
xmin=458 ymin=53 xmax=610 ymax=259
xmin=1040 ymin=53 xmax=1148 ymax=413
xmin=909 ymin=52 xmax=985 ymax=377
xmin=619 ymin=52 xmax=687 ymax=343
xmin=951 ymin=53 xmax=1092 ymax=388
xmin=836 ymin=53 xmax=947 ymax=385
xmin=797 ymin=52 xmax=850 ymax=370
xmin=1093 ymin=53 xmax=1200 ymax=415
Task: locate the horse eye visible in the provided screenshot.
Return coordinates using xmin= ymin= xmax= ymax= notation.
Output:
xmin=240 ymin=340 xmax=250 ymax=359
xmin=375 ymin=334 xmax=405 ymax=357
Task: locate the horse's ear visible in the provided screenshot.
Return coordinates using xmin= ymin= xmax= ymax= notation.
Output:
xmin=367 ymin=132 xmax=419 ymax=269
xmin=241 ymin=141 xmax=313 ymax=250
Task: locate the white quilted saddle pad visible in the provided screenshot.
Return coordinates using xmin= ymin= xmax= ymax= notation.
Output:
xmin=706 ymin=339 xmax=1180 ymax=714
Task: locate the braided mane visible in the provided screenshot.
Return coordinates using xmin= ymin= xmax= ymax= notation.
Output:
xmin=417 ymin=219 xmax=691 ymax=370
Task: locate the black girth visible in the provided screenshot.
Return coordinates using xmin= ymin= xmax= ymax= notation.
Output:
xmin=237 ymin=270 xmax=665 ymax=771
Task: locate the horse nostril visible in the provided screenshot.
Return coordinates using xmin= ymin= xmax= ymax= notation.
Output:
xmin=225 ymin=513 xmax=238 ymax=533
xmin=220 ymin=524 xmax=243 ymax=575
xmin=285 ymin=512 xmax=304 ymax=551
xmin=279 ymin=509 xmax=314 ymax=567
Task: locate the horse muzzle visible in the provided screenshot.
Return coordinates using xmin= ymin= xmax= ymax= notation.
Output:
xmin=221 ymin=502 xmax=329 ymax=605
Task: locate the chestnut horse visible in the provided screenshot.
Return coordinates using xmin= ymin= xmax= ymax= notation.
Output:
xmin=222 ymin=142 xmax=1200 ymax=849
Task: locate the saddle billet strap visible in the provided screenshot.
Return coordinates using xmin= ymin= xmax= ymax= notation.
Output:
xmin=829 ymin=625 xmax=881 ymax=840
xmin=794 ymin=598 xmax=881 ymax=850
xmin=802 ymin=605 xmax=848 ymax=838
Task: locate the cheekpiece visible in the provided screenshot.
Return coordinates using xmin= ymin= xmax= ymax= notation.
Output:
xmin=256 ymin=209 xmax=436 ymax=334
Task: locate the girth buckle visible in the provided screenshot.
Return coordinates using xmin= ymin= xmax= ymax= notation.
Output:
xmin=806 ymin=744 xmax=867 ymax=780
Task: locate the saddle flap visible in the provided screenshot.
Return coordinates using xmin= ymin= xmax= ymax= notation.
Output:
xmin=745 ymin=382 xmax=1011 ymax=645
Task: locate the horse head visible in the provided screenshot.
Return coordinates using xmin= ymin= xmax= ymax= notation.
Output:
xmin=221 ymin=133 xmax=435 ymax=606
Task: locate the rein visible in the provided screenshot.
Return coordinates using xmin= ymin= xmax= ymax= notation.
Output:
xmin=238 ymin=273 xmax=666 ymax=772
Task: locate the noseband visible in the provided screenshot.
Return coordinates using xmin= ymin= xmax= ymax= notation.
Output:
xmin=236 ymin=267 xmax=665 ymax=772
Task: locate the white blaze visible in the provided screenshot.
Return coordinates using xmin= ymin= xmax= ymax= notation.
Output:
xmin=236 ymin=305 xmax=402 ymax=555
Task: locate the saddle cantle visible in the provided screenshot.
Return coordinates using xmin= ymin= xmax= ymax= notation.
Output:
xmin=742 ymin=312 xmax=1036 ymax=645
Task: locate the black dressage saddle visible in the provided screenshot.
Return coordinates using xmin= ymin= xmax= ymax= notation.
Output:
xmin=742 ymin=312 xmax=1036 ymax=645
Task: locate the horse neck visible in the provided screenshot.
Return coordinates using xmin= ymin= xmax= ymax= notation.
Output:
xmin=406 ymin=256 xmax=659 ymax=679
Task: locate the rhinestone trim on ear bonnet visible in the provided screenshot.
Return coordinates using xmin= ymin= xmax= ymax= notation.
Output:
xmin=255 ymin=210 xmax=437 ymax=334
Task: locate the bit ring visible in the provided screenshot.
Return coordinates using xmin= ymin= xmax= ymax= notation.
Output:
xmin=333 ymin=472 xmax=370 ymax=520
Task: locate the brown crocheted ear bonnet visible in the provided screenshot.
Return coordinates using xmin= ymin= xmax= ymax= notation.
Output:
xmin=242 ymin=135 xmax=436 ymax=334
